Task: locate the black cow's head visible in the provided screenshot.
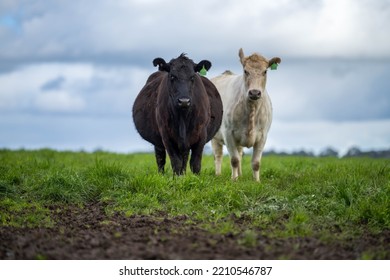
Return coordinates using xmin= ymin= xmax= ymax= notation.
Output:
xmin=153 ymin=54 xmax=211 ymax=109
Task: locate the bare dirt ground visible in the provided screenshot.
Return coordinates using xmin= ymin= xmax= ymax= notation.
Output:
xmin=1 ymin=203 xmax=389 ymax=260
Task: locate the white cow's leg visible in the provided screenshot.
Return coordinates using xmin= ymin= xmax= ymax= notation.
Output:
xmin=252 ymin=140 xmax=266 ymax=182
xmin=230 ymin=153 xmax=240 ymax=180
xmin=225 ymin=137 xmax=241 ymax=180
xmin=237 ymin=146 xmax=243 ymax=176
xmin=211 ymin=139 xmax=223 ymax=175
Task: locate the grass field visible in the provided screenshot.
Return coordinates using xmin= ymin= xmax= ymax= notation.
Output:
xmin=1 ymin=149 xmax=389 ymax=259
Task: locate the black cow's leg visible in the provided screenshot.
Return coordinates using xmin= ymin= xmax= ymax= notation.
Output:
xmin=171 ymin=152 xmax=190 ymax=176
xmin=181 ymin=150 xmax=190 ymax=174
xmin=190 ymin=142 xmax=205 ymax=174
xmin=154 ymin=146 xmax=166 ymax=173
xmin=170 ymin=154 xmax=183 ymax=175
xmin=162 ymin=139 xmax=182 ymax=175
xmin=165 ymin=146 xmax=182 ymax=175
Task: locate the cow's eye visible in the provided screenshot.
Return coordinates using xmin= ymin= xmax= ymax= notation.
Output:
xmin=170 ymin=74 xmax=176 ymax=81
xmin=190 ymin=76 xmax=195 ymax=82
xmin=263 ymin=70 xmax=268 ymax=76
xmin=244 ymin=70 xmax=249 ymax=76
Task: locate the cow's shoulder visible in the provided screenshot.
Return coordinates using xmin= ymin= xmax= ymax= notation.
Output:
xmin=145 ymin=71 xmax=166 ymax=85
xmin=137 ymin=71 xmax=166 ymax=99
xmin=200 ymin=76 xmax=218 ymax=94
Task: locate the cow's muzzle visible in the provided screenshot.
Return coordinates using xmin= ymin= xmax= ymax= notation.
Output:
xmin=248 ymin=89 xmax=261 ymax=100
xmin=177 ymin=98 xmax=191 ymax=108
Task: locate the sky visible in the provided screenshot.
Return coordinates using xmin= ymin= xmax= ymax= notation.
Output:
xmin=1 ymin=0 xmax=390 ymax=156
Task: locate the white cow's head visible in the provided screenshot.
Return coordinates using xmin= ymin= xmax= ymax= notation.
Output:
xmin=239 ymin=48 xmax=281 ymax=101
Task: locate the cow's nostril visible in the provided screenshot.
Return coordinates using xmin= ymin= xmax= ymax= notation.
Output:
xmin=178 ymin=98 xmax=191 ymax=107
xmin=249 ymin=90 xmax=261 ymax=100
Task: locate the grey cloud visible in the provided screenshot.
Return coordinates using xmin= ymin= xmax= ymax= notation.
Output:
xmin=0 ymin=0 xmax=389 ymax=153
xmin=270 ymin=59 xmax=390 ymax=122
xmin=40 ymin=76 xmax=65 ymax=91
xmin=1 ymin=0 xmax=390 ymax=67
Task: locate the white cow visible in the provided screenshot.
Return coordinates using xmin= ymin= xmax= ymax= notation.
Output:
xmin=211 ymin=48 xmax=281 ymax=181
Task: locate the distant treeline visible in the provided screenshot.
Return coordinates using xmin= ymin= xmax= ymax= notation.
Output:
xmin=2 ymin=146 xmax=389 ymax=159
xmin=264 ymin=147 xmax=390 ymax=158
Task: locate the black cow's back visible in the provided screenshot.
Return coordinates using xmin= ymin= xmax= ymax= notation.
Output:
xmin=201 ymin=76 xmax=223 ymax=142
xmin=132 ymin=71 xmax=165 ymax=147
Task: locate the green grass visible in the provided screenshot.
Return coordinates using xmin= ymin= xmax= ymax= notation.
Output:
xmin=1 ymin=148 xmax=389 ymax=241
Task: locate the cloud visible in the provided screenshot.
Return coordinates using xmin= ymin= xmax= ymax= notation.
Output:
xmin=267 ymin=0 xmax=390 ymax=58
xmin=40 ymin=76 xmax=65 ymax=91
xmin=0 ymin=0 xmax=389 ymax=153
xmin=267 ymin=59 xmax=390 ymax=122
xmin=0 ymin=58 xmax=389 ymax=153
xmin=1 ymin=0 xmax=389 ymax=66
xmin=34 ymin=90 xmax=85 ymax=113
xmin=0 ymin=63 xmax=91 ymax=112
xmin=0 ymin=62 xmax=150 ymax=115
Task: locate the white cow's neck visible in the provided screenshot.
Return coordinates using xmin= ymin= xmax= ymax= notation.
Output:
xmin=246 ymin=100 xmax=259 ymax=147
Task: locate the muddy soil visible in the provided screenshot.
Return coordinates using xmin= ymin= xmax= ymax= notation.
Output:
xmin=1 ymin=203 xmax=389 ymax=260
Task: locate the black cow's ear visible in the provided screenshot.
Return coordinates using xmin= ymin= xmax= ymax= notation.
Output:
xmin=153 ymin=58 xmax=170 ymax=72
xmin=194 ymin=60 xmax=212 ymax=72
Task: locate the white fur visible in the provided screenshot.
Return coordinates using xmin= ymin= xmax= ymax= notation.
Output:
xmin=211 ymin=67 xmax=273 ymax=182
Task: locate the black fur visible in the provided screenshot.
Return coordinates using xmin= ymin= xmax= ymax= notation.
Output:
xmin=132 ymin=54 xmax=223 ymax=175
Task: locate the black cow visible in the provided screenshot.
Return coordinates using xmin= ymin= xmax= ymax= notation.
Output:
xmin=132 ymin=54 xmax=223 ymax=175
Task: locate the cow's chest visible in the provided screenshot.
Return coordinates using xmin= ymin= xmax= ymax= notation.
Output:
xmin=231 ymin=108 xmax=261 ymax=148
xmin=166 ymin=114 xmax=206 ymax=146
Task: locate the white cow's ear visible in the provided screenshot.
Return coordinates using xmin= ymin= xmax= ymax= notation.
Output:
xmin=268 ymin=57 xmax=281 ymax=69
xmin=239 ymin=48 xmax=246 ymax=65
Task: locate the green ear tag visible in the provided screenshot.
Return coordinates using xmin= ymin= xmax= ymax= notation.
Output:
xmin=199 ymin=65 xmax=207 ymax=76
xmin=270 ymin=63 xmax=278 ymax=70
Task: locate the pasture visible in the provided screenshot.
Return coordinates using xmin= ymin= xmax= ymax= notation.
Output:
xmin=0 ymin=149 xmax=389 ymax=259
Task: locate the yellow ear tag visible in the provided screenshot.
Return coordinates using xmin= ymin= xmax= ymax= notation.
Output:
xmin=199 ymin=65 xmax=207 ymax=76
xmin=270 ymin=63 xmax=278 ymax=70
